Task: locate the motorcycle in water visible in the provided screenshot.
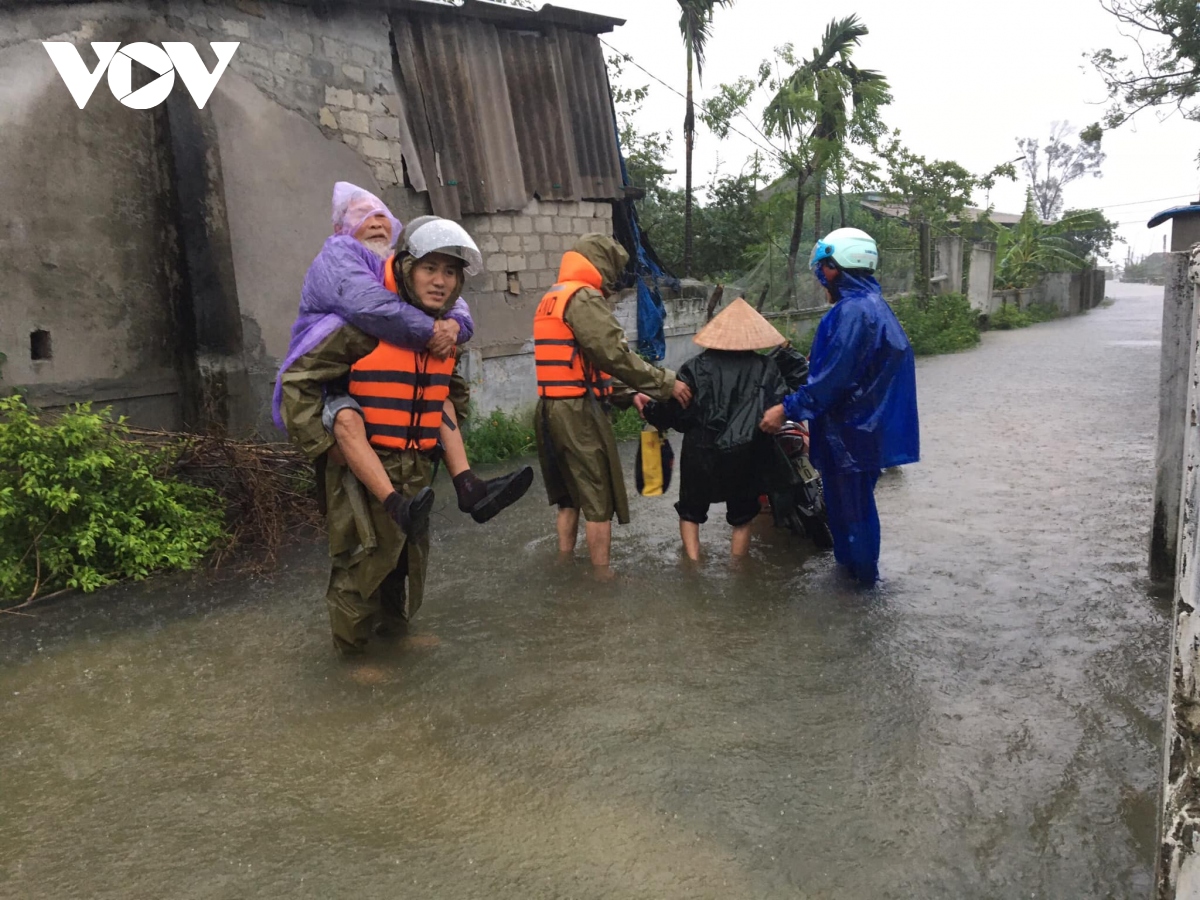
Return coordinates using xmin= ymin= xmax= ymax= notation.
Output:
xmin=766 ymin=420 xmax=834 ymax=549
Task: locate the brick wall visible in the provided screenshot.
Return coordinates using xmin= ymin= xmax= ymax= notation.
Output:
xmin=463 ymin=199 xmax=613 ymax=314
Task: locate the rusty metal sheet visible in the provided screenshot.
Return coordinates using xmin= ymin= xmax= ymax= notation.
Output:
xmin=389 ymin=7 xmax=625 ymax=215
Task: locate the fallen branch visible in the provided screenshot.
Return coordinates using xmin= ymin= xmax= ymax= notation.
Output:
xmin=124 ymin=427 xmax=323 ymax=573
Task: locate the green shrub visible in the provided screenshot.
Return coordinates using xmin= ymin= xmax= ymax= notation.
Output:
xmin=1025 ymin=302 xmax=1060 ymax=323
xmin=610 ymin=405 xmax=644 ymax=441
xmin=462 ymin=402 xmax=646 ymax=464
xmin=989 ymin=303 xmax=1032 ymax=330
xmin=462 ymin=407 xmax=536 ymax=464
xmin=888 ymin=293 xmax=981 ymax=356
xmin=769 ymin=317 xmax=818 ymax=356
xmin=0 ymin=396 xmax=225 ymax=602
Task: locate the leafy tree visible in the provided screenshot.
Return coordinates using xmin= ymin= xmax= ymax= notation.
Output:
xmin=1060 ymin=207 xmax=1122 ymax=261
xmin=1016 ymin=121 xmax=1105 ymax=220
xmin=876 ymin=133 xmax=1017 ymax=294
xmin=1091 ymin=0 xmax=1200 ymax=128
xmin=677 ymin=0 xmax=736 ymax=277
xmin=878 ymin=134 xmax=981 ymax=227
xmin=692 ymin=171 xmax=770 ymax=277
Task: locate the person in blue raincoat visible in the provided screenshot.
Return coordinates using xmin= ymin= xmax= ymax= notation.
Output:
xmin=759 ymin=227 xmax=919 ymax=584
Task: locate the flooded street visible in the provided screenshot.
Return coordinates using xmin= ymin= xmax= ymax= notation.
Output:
xmin=1 ymin=283 xmax=1171 ymax=899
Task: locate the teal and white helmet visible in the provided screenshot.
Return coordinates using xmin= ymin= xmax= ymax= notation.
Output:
xmin=810 ymin=227 xmax=879 ymax=273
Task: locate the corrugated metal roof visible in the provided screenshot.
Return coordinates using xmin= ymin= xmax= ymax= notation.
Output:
xmin=554 ymin=27 xmax=622 ymax=201
xmin=499 ymin=26 xmax=579 ymax=204
xmin=389 ymin=4 xmax=624 ymax=216
xmin=389 ymin=0 xmax=624 ymax=35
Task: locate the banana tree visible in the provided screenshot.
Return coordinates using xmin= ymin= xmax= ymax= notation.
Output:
xmin=991 ymin=192 xmax=1106 ymax=290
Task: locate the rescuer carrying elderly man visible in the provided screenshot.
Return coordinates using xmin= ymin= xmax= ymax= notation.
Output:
xmin=278 ymin=185 xmax=529 ymax=653
xmin=533 ymin=234 xmax=692 ymax=572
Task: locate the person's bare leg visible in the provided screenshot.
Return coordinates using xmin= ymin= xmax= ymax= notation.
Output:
xmin=680 ymin=520 xmax=701 ymax=561
xmin=557 ymin=507 xmax=579 ymax=554
xmin=730 ymin=523 xmax=752 ymax=558
xmin=333 ymin=409 xmax=394 ymax=503
xmin=440 ymin=400 xmax=469 ymax=477
xmin=584 ymin=521 xmax=612 ymax=568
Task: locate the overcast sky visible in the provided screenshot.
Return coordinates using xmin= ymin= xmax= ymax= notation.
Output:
xmin=562 ymin=0 xmax=1200 ymax=262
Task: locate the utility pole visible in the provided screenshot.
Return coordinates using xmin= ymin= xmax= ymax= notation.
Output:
xmin=918 ymin=221 xmax=932 ymax=297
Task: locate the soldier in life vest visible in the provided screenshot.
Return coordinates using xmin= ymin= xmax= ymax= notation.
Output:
xmin=280 ymin=219 xmax=505 ymax=654
xmin=534 ymin=234 xmax=692 ymax=573
xmin=273 ymin=186 xmax=530 ymax=529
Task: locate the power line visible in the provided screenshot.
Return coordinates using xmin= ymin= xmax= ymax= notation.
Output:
xmin=599 ymin=37 xmax=786 ymax=163
xmin=1093 ymin=192 xmax=1199 ymax=210
xmin=600 ymin=41 xmax=1200 ymax=215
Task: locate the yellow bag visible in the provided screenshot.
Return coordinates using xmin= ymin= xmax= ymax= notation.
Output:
xmin=635 ymin=427 xmax=674 ymax=497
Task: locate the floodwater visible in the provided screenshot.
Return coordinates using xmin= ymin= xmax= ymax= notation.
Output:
xmin=1 ymin=283 xmax=1171 ymax=899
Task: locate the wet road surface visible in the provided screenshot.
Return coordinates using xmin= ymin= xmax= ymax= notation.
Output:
xmin=1 ymin=283 xmax=1171 ymax=898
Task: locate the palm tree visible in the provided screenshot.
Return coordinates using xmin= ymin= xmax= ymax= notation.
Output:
xmin=677 ymin=0 xmax=735 ymax=277
xmin=762 ymin=16 xmax=889 ymax=294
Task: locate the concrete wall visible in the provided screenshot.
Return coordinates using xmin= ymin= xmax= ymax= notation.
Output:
xmin=967 ymin=243 xmax=996 ymax=314
xmin=1158 ymin=245 xmax=1200 ymax=898
xmin=0 ymin=17 xmax=183 ymax=426
xmin=0 ymin=1 xmax=621 ymax=432
xmin=1152 ymin=253 xmax=1195 ymax=582
xmin=991 ymin=269 xmax=1107 ymax=318
xmin=933 ymin=235 xmax=963 ymax=295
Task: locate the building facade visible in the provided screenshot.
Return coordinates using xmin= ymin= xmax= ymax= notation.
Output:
xmin=0 ymin=0 xmax=628 ymax=433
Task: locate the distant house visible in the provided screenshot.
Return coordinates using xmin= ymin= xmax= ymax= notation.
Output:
xmin=858 ymin=195 xmax=1029 ymax=228
xmin=0 ymin=0 xmax=627 ymax=433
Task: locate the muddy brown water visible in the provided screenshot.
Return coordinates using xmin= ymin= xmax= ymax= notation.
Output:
xmin=1 ymin=283 xmax=1170 ymax=899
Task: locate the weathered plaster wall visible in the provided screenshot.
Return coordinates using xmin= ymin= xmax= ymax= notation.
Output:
xmin=0 ymin=14 xmax=182 ymax=426
xmin=206 ymin=67 xmax=389 ymax=433
xmin=1158 ymin=246 xmax=1200 ymax=898
xmin=1152 ymin=253 xmax=1195 ymax=583
xmin=967 ymin=244 xmax=997 ymax=314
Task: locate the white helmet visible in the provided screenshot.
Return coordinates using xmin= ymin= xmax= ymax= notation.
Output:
xmin=810 ymin=227 xmax=879 ymax=273
xmin=402 ymin=216 xmax=484 ymax=276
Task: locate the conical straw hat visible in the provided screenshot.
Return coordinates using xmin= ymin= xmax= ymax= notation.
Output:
xmin=693 ymin=296 xmax=786 ymax=351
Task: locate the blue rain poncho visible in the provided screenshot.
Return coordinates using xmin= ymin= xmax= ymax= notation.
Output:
xmin=782 ymin=271 xmax=920 ymax=474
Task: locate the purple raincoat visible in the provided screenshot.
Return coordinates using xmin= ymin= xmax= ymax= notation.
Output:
xmin=271 ymin=235 xmax=474 ymax=429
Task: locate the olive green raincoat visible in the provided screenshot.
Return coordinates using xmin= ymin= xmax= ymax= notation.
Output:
xmin=281 ymin=324 xmax=465 ymax=652
xmin=534 ymin=234 xmax=677 ymax=524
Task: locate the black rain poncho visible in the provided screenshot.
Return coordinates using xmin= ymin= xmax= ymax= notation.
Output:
xmin=644 ymin=347 xmax=806 ymax=505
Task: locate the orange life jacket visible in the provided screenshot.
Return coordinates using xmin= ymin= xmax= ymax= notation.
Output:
xmin=347 ymin=253 xmax=453 ymax=452
xmin=533 ymin=251 xmax=614 ymax=400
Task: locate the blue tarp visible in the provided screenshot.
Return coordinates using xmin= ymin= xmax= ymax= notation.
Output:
xmin=613 ymin=112 xmax=674 ymax=362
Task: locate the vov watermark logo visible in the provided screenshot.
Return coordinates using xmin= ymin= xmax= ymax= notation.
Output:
xmin=42 ymin=41 xmax=239 ymax=110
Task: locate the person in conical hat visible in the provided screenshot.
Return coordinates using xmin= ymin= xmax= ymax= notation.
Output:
xmin=637 ymin=297 xmax=806 ymax=561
